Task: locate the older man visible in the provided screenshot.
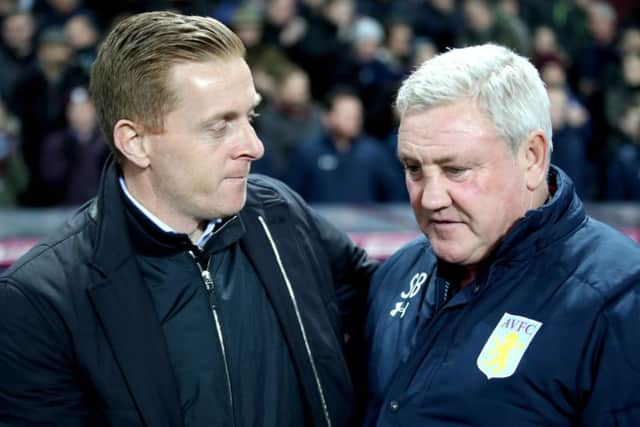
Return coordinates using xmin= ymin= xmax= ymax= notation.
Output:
xmin=364 ymin=44 xmax=640 ymax=426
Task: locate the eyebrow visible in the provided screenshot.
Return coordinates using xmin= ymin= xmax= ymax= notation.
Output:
xmin=397 ymin=151 xmax=459 ymax=165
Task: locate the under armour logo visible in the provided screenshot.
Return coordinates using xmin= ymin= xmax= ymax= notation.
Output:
xmin=390 ymin=301 xmax=409 ymax=318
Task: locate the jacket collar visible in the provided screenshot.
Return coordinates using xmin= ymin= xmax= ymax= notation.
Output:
xmin=86 ymin=157 xmax=183 ymax=427
xmin=492 ymin=165 xmax=586 ymax=262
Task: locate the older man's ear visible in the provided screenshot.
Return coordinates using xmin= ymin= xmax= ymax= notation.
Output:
xmin=521 ymin=130 xmax=550 ymax=192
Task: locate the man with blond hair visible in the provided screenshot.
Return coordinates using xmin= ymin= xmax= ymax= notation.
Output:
xmin=0 ymin=11 xmax=376 ymax=426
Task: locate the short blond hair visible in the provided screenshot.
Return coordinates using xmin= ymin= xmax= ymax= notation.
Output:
xmin=90 ymin=11 xmax=245 ymax=160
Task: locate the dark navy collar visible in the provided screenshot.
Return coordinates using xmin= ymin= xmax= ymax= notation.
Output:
xmin=492 ymin=165 xmax=586 ymax=262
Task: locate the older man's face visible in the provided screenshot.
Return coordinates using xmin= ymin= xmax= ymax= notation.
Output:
xmin=398 ymin=101 xmax=532 ymax=268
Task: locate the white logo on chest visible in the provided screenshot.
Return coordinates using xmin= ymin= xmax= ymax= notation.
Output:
xmin=389 ymin=272 xmax=427 ymax=318
xmin=477 ymin=312 xmax=543 ymax=379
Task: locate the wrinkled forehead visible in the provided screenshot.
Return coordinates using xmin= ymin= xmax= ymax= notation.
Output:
xmin=397 ymin=103 xmax=506 ymax=158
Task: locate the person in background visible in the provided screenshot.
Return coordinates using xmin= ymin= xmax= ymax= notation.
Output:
xmin=378 ymin=19 xmax=414 ymax=76
xmin=603 ymin=103 xmax=640 ymax=201
xmin=0 ymin=11 xmax=376 ymax=426
xmin=63 ymin=12 xmax=99 ymax=73
xmin=0 ymin=94 xmax=27 ymax=206
xmin=404 ymin=0 xmax=464 ymax=53
xmin=10 ymin=26 xmax=87 ymax=206
xmin=577 ymin=0 xmax=619 ymax=100
xmin=548 ymin=84 xmax=593 ymax=199
xmin=531 ymin=24 xmax=569 ymax=70
xmin=254 ymin=66 xmax=324 ymax=178
xmin=32 ymin=0 xmax=91 ymax=30
xmin=263 ymin=0 xmax=345 ymax=100
xmin=0 ymin=10 xmax=37 ymax=102
xmin=365 ymin=43 xmax=640 ymax=426
xmin=604 ymin=49 xmax=640 ymax=137
xmin=286 ymin=86 xmax=406 ymax=204
xmin=39 ymin=85 xmax=108 ymax=205
xmin=334 ymin=15 xmax=399 ymax=139
xmin=457 ymin=0 xmax=532 ymax=56
xmin=410 ymin=36 xmax=438 ymax=68
xmin=229 ymin=2 xmax=295 ymax=102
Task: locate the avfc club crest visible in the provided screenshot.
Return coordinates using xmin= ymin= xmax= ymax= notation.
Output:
xmin=477 ymin=313 xmax=543 ymax=379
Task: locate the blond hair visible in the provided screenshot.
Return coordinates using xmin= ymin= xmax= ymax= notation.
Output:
xmin=90 ymin=11 xmax=245 ymax=160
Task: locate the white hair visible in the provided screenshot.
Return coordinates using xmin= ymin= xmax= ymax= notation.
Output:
xmin=396 ymin=43 xmax=553 ymax=154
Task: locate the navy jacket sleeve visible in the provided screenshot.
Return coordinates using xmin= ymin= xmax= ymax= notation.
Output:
xmin=294 ymin=182 xmax=376 ymax=285
xmin=0 ymin=280 xmax=90 ymax=426
xmin=580 ymin=287 xmax=640 ymax=425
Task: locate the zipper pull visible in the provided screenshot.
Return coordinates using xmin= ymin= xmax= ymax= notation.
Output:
xmin=201 ymin=268 xmax=219 ymax=310
xmin=201 ymin=270 xmax=213 ymax=291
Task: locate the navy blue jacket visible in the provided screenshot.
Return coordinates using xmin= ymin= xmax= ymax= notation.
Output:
xmin=365 ymin=167 xmax=640 ymax=426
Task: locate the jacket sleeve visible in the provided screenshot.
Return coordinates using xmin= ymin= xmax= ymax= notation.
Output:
xmin=580 ymin=288 xmax=640 ymax=426
xmin=267 ymin=174 xmax=379 ymax=293
xmin=0 ymin=279 xmax=90 ymax=426
xmin=292 ymin=187 xmax=379 ymax=294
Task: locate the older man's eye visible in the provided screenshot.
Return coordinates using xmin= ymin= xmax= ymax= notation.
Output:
xmin=445 ymin=167 xmax=470 ymax=179
xmin=403 ymin=163 xmax=422 ymax=179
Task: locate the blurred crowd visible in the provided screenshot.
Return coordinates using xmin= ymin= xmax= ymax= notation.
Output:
xmin=0 ymin=0 xmax=639 ymax=207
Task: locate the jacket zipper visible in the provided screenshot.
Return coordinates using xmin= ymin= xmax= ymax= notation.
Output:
xmin=190 ymin=251 xmax=235 ymax=425
xmin=257 ymin=216 xmax=333 ymax=427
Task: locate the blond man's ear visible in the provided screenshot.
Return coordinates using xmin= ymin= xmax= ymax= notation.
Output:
xmin=113 ymin=119 xmax=151 ymax=168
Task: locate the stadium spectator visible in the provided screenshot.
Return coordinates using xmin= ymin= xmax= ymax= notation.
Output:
xmin=286 ymin=86 xmax=405 ymax=203
xmin=0 ymin=95 xmax=28 ymax=206
xmin=263 ymin=0 xmax=345 ymax=99
xmin=378 ymin=19 xmax=414 ymax=78
xmin=254 ymin=66 xmax=324 ymax=177
xmin=410 ymin=35 xmax=438 ymax=67
xmin=538 ymin=55 xmax=592 ymax=144
xmin=604 ymin=103 xmax=640 ymax=201
xmin=334 ymin=15 xmax=401 ymax=139
xmin=32 ymin=0 xmax=92 ymax=30
xmin=39 ymin=85 xmax=108 ymax=205
xmin=457 ymin=0 xmax=532 ymax=56
xmin=230 ymin=2 xmax=296 ymax=102
xmin=577 ymin=0 xmax=620 ymax=99
xmin=63 ymin=12 xmax=99 ymax=73
xmin=0 ymin=10 xmax=36 ymax=102
xmin=604 ymin=42 xmax=640 ymax=131
xmin=400 ymin=0 xmax=464 ymax=53
xmin=544 ymin=0 xmax=591 ymax=60
xmin=531 ymin=24 xmax=569 ymax=70
xmin=10 ymin=26 xmax=87 ymax=205
xmin=548 ymin=84 xmax=594 ymax=198
xmin=322 ymin=0 xmax=357 ymax=42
